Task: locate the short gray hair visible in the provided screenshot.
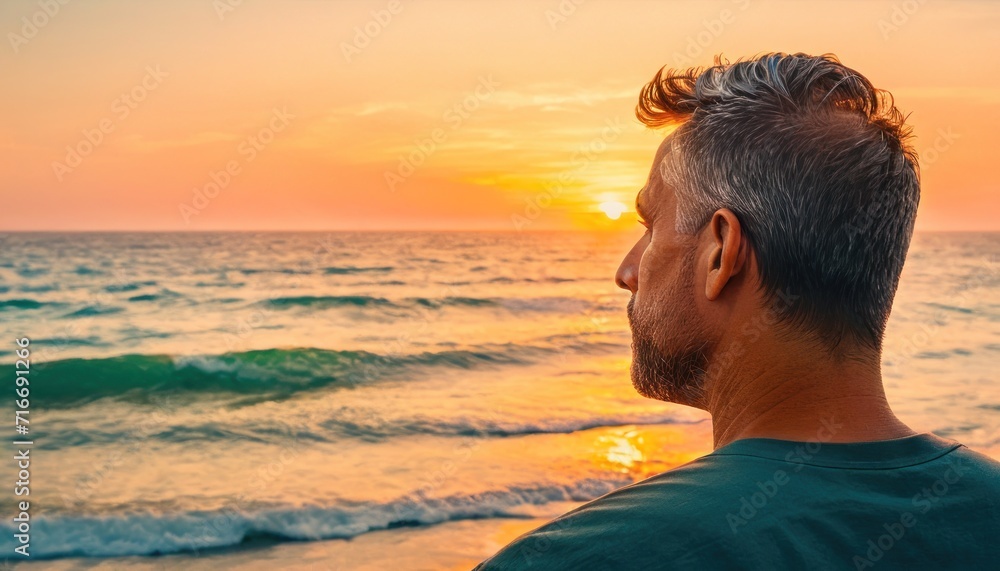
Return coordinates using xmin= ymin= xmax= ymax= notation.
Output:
xmin=637 ymin=53 xmax=920 ymax=353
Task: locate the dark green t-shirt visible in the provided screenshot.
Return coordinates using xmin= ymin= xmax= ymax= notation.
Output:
xmin=475 ymin=432 xmax=1000 ymax=570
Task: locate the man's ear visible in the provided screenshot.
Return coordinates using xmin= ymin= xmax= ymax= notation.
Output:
xmin=705 ymin=209 xmax=747 ymax=301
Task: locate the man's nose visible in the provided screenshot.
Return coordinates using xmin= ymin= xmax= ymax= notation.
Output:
xmin=616 ymin=257 xmax=638 ymax=293
xmin=616 ymin=236 xmax=646 ymax=293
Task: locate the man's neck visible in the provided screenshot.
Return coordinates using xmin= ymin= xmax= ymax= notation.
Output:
xmin=703 ymin=335 xmax=916 ymax=449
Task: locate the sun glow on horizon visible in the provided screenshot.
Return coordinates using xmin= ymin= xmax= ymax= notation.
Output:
xmin=598 ymin=201 xmax=628 ymax=220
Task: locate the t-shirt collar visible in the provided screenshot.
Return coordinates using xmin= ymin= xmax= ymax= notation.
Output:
xmin=709 ymin=432 xmax=963 ymax=469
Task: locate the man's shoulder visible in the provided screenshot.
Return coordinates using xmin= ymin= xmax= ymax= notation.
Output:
xmin=954 ymin=444 xmax=1000 ymax=471
xmin=948 ymin=444 xmax=1000 ymax=486
xmin=474 ymin=440 xmax=1000 ymax=570
xmin=475 ymin=454 xmax=745 ymax=570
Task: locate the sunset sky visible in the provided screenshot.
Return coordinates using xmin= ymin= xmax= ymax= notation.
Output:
xmin=2 ymin=0 xmax=998 ymax=231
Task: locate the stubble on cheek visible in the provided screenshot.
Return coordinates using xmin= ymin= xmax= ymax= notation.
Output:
xmin=624 ymin=255 xmax=709 ymax=406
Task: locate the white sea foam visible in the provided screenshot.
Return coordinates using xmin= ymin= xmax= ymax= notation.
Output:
xmin=0 ymin=479 xmax=628 ymax=559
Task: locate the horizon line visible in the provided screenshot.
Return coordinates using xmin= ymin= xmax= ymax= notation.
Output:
xmin=0 ymin=228 xmax=997 ymax=234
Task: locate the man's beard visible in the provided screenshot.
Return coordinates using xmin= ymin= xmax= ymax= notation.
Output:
xmin=626 ymin=293 xmax=710 ymax=408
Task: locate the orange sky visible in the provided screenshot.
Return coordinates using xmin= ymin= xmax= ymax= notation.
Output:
xmin=1 ymin=0 xmax=998 ymax=231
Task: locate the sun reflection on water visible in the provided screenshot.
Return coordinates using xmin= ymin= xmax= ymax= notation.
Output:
xmin=598 ymin=431 xmax=646 ymax=472
xmin=590 ymin=424 xmax=712 ymax=480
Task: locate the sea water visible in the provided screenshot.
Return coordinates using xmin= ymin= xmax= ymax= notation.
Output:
xmin=0 ymin=231 xmax=996 ymax=568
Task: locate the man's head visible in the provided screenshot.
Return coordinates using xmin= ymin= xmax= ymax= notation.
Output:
xmin=616 ymin=53 xmax=920 ymax=408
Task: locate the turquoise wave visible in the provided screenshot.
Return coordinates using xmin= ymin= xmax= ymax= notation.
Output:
xmin=31 ymin=346 xmax=531 ymax=409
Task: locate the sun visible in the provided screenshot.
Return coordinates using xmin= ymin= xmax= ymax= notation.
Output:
xmin=598 ymin=201 xmax=628 ymax=220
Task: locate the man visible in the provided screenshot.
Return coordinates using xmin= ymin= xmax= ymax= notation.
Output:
xmin=475 ymin=53 xmax=1000 ymax=570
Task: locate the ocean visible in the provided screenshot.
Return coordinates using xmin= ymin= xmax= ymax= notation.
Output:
xmin=0 ymin=231 xmax=997 ymax=570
